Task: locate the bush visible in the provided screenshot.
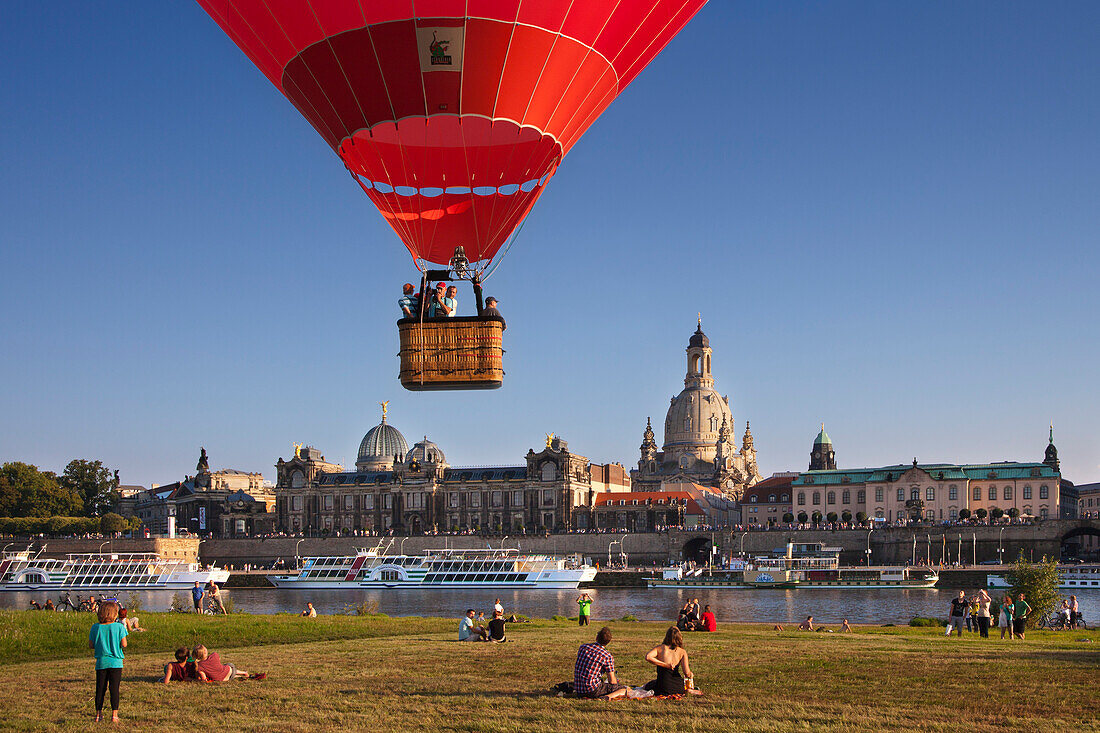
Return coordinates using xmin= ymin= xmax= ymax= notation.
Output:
xmin=619 ymin=614 xmax=640 ymax=622
xmin=124 ymin=593 xmax=143 ymax=614
xmin=975 ymin=508 xmax=987 ymax=520
xmin=782 ymin=513 xmax=794 ymax=523
xmin=991 ymin=507 xmax=1004 ymax=521
xmin=826 ymin=512 xmax=838 ymax=523
xmin=169 ymin=593 xmax=189 ymax=613
xmin=1007 ymin=507 xmax=1020 ymax=519
xmin=958 ymin=508 xmax=971 ymax=520
xmin=797 ymin=512 xmax=808 ymax=523
xmin=551 ymin=615 xmax=569 ymax=622
xmin=841 ymin=510 xmax=852 ymax=523
xmin=909 ymin=617 xmax=947 ymax=627
xmin=855 ymin=511 xmax=867 ymax=524
xmin=1005 ymin=554 xmax=1060 ymax=629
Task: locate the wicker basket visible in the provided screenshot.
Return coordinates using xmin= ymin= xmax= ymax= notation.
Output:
xmin=398 ymin=316 xmax=505 ymax=391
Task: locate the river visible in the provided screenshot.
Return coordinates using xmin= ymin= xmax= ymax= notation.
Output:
xmin=3 ymin=587 xmax=1098 ymax=626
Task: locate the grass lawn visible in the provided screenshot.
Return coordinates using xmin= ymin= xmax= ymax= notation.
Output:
xmin=0 ymin=611 xmax=1097 ymax=732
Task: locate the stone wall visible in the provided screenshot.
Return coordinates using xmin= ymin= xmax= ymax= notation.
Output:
xmin=196 ymin=519 xmax=1096 ymax=568
xmin=20 ymin=538 xmax=201 ymax=562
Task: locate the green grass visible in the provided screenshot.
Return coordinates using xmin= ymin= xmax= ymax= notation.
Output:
xmin=0 ymin=612 xmax=1097 ymax=732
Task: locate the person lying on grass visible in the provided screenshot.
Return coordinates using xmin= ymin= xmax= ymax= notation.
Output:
xmin=162 ymin=647 xmax=197 ymax=683
xmin=192 ymin=644 xmax=264 ymax=681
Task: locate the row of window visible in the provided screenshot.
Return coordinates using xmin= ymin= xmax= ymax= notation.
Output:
xmin=794 ymin=484 xmax=1051 ymax=506
xmin=424 ymin=573 xmax=527 ymax=583
xmin=290 ymin=489 xmax=557 ymax=513
xmin=870 ymin=506 xmax=1051 ymax=520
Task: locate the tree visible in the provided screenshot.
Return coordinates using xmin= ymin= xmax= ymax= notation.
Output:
xmin=826 ymin=512 xmax=838 ymax=524
xmin=0 ymin=462 xmax=83 ymax=517
xmin=60 ymin=460 xmax=117 ymax=517
xmin=841 ymin=510 xmax=852 ymax=523
xmin=958 ymin=508 xmax=971 ymax=520
xmin=1007 ymin=507 xmax=1020 ymax=519
xmin=797 ymin=511 xmax=808 ymax=523
xmin=100 ymin=512 xmax=126 ymax=535
xmin=811 ymin=511 xmax=823 ymax=525
xmin=782 ymin=512 xmax=794 ymax=523
xmin=1005 ymin=554 xmax=1060 ymax=629
xmin=975 ymin=508 xmax=988 ymax=521
xmin=855 ymin=511 xmax=867 ymax=525
xmin=991 ymin=507 xmax=1004 ymax=521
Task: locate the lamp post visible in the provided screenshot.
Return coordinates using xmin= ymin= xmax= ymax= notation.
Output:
xmin=998 ymin=526 xmax=1006 ymax=565
xmin=739 ymin=532 xmax=748 ymax=557
xmin=98 ymin=541 xmax=110 ymax=555
xmin=865 ymin=529 xmax=874 ymax=566
xmin=926 ymin=535 xmax=932 ymax=565
xmin=912 ymin=535 xmax=917 ymax=565
xmin=400 ymin=537 xmax=410 ymax=556
xmin=295 ymin=539 xmax=304 ymax=569
xmin=972 ymin=532 xmax=976 ymax=566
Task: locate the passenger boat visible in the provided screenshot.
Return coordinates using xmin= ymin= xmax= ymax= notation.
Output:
xmin=648 ymin=543 xmax=938 ymax=589
xmin=0 ymin=550 xmax=228 ymax=592
xmin=271 ymin=545 xmax=596 ymax=589
xmin=987 ymin=564 xmax=1100 ymax=590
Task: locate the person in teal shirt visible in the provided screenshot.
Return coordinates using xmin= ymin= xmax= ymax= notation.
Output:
xmin=88 ymin=601 xmax=128 ymax=723
xmin=576 ymin=593 xmax=592 ymax=626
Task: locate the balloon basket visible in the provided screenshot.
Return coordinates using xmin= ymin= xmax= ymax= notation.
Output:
xmin=398 ymin=316 xmax=505 ymax=391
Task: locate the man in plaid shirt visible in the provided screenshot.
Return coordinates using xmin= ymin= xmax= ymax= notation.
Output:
xmin=573 ymin=627 xmax=627 ymax=699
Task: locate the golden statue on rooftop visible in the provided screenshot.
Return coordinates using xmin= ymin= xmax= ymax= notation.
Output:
xmin=293 ymin=442 xmax=303 ymax=459
xmin=545 ymin=433 xmax=555 ymax=448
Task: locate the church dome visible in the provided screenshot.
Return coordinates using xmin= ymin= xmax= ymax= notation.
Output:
xmin=663 ymin=387 xmax=732 ymax=461
xmin=405 ymin=437 xmax=446 ymax=466
xmin=357 ymin=414 xmax=408 ymax=471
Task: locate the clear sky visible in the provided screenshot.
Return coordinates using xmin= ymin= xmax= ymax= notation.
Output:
xmin=2 ymin=2 xmax=1097 ymax=488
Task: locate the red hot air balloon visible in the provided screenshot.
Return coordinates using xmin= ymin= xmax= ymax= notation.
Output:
xmin=195 ymin=0 xmax=709 ymax=271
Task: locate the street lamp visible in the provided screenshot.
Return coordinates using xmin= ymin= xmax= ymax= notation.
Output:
xmin=98 ymin=541 xmax=110 ymax=555
xmin=295 ymin=539 xmax=305 ymax=569
xmin=865 ymin=529 xmax=874 ymax=566
xmin=998 ymin=526 xmax=1006 ymax=565
xmin=400 ymin=537 xmax=410 ymax=556
xmin=739 ymin=532 xmax=748 ymax=557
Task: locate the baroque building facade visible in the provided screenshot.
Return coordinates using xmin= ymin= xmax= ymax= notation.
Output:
xmin=274 ymin=410 xmax=627 ymax=534
xmin=791 ymin=428 xmax=1073 ymax=523
xmin=631 ymin=321 xmax=762 ymax=498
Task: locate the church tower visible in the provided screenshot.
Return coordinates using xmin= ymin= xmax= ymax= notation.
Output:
xmin=809 ymin=424 xmax=837 ymax=471
xmin=638 ymin=417 xmax=658 ymax=471
xmin=1043 ymin=423 xmax=1060 ymax=472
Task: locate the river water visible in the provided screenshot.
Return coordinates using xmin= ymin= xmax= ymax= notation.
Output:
xmin=3 ymin=587 xmax=1098 ymax=626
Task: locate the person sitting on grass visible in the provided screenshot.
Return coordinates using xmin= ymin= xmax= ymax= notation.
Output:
xmin=700 ymin=605 xmax=717 ymax=632
xmin=29 ymin=600 xmax=43 ymax=610
xmin=488 ymin=610 xmax=507 ymax=642
xmin=459 ymin=609 xmax=489 ymax=642
xmin=301 ymin=602 xmax=317 ymax=618
xmin=643 ymin=627 xmax=703 ymax=696
xmin=573 ymin=626 xmax=627 ymax=700
xmin=841 ymin=619 xmax=853 ymax=633
xmin=120 ymin=607 xmax=146 ymax=633
xmin=162 ymin=647 xmax=197 ymax=683
xmin=192 ymin=644 xmax=262 ymax=681
xmin=798 ymin=616 xmax=814 ymax=631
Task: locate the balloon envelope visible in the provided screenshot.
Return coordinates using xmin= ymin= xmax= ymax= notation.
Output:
xmin=197 ymin=0 xmax=708 ymax=266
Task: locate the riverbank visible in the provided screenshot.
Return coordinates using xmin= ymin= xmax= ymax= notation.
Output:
xmin=0 ymin=611 xmax=1096 ymax=731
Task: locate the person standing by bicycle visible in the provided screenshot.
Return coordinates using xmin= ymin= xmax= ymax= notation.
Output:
xmin=1070 ymin=595 xmax=1080 ymax=629
xmin=208 ymin=583 xmax=227 ymax=615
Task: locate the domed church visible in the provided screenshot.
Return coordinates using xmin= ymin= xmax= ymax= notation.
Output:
xmin=631 ymin=320 xmax=762 ymax=499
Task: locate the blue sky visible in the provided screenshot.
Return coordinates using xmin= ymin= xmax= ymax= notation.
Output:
xmin=2 ymin=2 xmax=1098 ymax=488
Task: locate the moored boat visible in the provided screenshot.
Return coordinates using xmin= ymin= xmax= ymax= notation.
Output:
xmin=0 ymin=550 xmax=228 ymax=592
xmin=271 ymin=544 xmax=596 ymax=589
xmin=987 ymin=564 xmax=1100 ymax=590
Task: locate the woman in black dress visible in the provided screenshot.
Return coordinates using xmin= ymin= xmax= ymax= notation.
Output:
xmin=643 ymin=627 xmax=702 ymax=695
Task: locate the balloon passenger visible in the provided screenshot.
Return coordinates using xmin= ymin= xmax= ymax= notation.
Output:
xmin=484 ymin=296 xmax=505 ymax=330
xmin=399 ymin=283 xmax=419 ymax=318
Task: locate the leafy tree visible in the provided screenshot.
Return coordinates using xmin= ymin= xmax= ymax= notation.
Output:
xmin=1005 ymin=554 xmax=1060 ymax=629
xmin=1007 ymin=507 xmax=1020 ymax=519
xmin=100 ymin=512 xmax=126 ymax=535
xmin=811 ymin=511 xmax=823 ymax=525
xmin=991 ymin=507 xmax=1004 ymax=521
xmin=841 ymin=510 xmax=852 ymax=523
xmin=797 ymin=511 xmax=808 ymax=523
xmin=0 ymin=462 xmax=82 ymax=517
xmin=975 ymin=508 xmax=988 ymax=521
xmin=826 ymin=512 xmax=838 ymax=523
xmin=958 ymin=508 xmax=971 ymax=520
xmin=60 ymin=460 xmax=117 ymax=517
xmin=855 ymin=511 xmax=867 ymax=524
xmin=782 ymin=512 xmax=794 ymax=523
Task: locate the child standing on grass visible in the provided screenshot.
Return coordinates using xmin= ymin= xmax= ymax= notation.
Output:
xmin=88 ymin=600 xmax=127 ymax=723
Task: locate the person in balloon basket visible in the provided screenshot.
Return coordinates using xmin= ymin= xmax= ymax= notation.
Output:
xmin=399 ymin=283 xmax=420 ymax=318
xmin=427 ymin=283 xmax=451 ymax=318
xmin=443 ymin=285 xmax=459 ymax=317
xmin=484 ymin=296 xmax=506 ymax=330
